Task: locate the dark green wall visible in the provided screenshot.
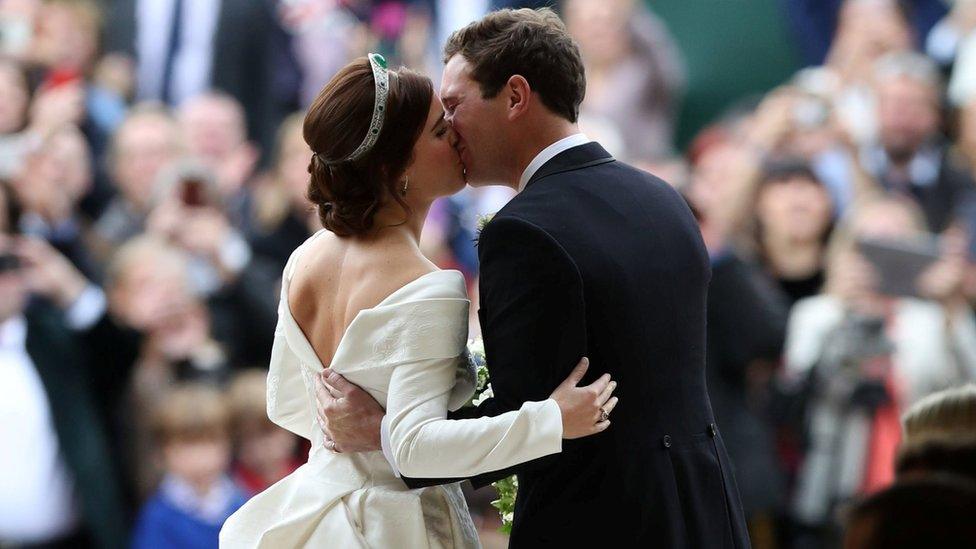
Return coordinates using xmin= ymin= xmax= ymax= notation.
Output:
xmin=648 ymin=0 xmax=802 ymax=150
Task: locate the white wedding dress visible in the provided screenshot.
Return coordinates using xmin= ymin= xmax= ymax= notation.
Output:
xmin=220 ymin=230 xmax=563 ymax=548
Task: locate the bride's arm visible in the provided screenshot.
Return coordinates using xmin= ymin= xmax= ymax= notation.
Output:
xmin=383 ymin=352 xmax=611 ymax=479
xmin=383 ymin=356 xmax=564 ymax=478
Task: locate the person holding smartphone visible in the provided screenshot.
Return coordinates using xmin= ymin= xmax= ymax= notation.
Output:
xmin=780 ymin=196 xmax=976 ymax=546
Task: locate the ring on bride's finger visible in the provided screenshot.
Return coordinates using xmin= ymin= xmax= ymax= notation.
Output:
xmin=600 ymin=408 xmax=610 ymax=422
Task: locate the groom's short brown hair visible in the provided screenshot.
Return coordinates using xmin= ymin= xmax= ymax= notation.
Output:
xmin=444 ymin=8 xmax=586 ymax=123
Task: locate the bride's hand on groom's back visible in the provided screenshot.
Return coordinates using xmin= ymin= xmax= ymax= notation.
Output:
xmin=550 ymin=358 xmax=618 ymax=439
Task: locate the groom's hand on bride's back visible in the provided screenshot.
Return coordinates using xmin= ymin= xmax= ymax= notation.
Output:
xmin=315 ymin=369 xmax=384 ymax=453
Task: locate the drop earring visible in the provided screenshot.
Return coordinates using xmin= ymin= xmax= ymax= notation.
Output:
xmin=401 ymin=176 xmax=409 ymax=197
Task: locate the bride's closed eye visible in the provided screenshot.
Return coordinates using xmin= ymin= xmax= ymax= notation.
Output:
xmin=430 ymin=112 xmax=449 ymax=139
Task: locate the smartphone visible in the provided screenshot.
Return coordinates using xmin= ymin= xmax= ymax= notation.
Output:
xmin=856 ymin=236 xmax=941 ymax=298
xmin=180 ymin=178 xmax=207 ymax=207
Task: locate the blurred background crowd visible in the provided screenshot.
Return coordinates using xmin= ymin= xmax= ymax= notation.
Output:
xmin=1 ymin=0 xmax=976 ymax=547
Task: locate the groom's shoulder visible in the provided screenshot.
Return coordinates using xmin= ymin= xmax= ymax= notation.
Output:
xmin=600 ymin=158 xmax=682 ymax=196
xmin=507 ymin=158 xmax=681 ymax=218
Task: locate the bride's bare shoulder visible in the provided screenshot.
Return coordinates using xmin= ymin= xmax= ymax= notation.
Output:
xmin=351 ymin=245 xmax=437 ymax=306
xmin=292 ymin=232 xmax=438 ymax=317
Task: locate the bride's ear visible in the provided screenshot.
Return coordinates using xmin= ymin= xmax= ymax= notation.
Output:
xmin=506 ymin=75 xmax=531 ymax=121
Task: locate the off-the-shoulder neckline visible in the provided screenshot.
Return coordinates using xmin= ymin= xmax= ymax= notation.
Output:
xmin=282 ymin=239 xmax=465 ymax=370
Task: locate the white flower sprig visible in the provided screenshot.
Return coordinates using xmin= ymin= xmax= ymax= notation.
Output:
xmin=465 ymin=337 xmax=517 ymax=533
xmin=474 ymin=212 xmax=495 ymax=247
xmin=466 ymin=337 xmax=488 ymax=407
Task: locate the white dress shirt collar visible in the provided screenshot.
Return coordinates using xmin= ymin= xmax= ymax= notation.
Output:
xmin=517 ymin=133 xmax=591 ymax=192
xmin=160 ymin=474 xmax=239 ymax=524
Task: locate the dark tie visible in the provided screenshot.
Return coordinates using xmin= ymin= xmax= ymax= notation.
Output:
xmin=161 ymin=0 xmax=183 ymax=104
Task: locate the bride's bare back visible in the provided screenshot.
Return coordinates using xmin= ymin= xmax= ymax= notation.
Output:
xmin=287 ymin=231 xmax=438 ymax=367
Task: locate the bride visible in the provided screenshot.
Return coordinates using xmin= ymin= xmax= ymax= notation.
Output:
xmin=219 ymin=54 xmax=617 ymax=548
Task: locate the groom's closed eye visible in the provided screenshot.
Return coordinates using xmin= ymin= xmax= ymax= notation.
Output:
xmin=441 ymin=97 xmax=458 ymax=121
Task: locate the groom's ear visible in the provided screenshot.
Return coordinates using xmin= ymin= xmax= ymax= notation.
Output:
xmin=505 ymin=75 xmax=531 ymax=121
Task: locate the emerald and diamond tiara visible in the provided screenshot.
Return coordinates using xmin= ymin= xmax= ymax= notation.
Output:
xmin=342 ymin=53 xmax=390 ymax=163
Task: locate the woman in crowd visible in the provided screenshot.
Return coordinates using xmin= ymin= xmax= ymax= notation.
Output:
xmin=782 ymin=197 xmax=976 ymax=542
xmin=748 ymin=157 xmax=835 ymax=306
xmin=247 ymin=113 xmax=318 ymax=272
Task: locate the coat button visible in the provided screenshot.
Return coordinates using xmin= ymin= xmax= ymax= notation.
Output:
xmin=662 ymin=435 xmax=672 ymax=448
xmin=708 ymin=423 xmax=718 ymax=438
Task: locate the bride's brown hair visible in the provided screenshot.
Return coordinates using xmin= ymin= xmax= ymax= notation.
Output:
xmin=303 ymin=57 xmax=433 ymax=236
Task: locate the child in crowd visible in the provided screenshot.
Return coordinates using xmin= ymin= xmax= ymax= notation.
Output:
xmin=901 ymin=383 xmax=976 ymax=447
xmin=227 ymin=369 xmax=301 ymax=496
xmin=895 ymin=384 xmax=976 ymax=482
xmin=132 ymin=383 xmax=248 ymax=549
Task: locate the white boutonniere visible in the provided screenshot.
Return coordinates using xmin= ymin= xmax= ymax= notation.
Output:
xmin=474 ymin=212 xmax=495 ymax=247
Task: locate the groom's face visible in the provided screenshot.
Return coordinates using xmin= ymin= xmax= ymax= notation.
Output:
xmin=440 ymin=55 xmax=509 ymax=187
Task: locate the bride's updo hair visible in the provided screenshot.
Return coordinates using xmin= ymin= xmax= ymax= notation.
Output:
xmin=303 ymin=57 xmax=433 ymax=236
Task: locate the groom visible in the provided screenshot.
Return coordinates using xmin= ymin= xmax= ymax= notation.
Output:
xmin=315 ymin=8 xmax=749 ymax=547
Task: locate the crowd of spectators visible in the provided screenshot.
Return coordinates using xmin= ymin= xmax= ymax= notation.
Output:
xmin=1 ymin=1 xmax=975 ymax=548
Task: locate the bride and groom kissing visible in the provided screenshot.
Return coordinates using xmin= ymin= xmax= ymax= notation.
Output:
xmin=220 ymin=7 xmax=749 ymax=549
